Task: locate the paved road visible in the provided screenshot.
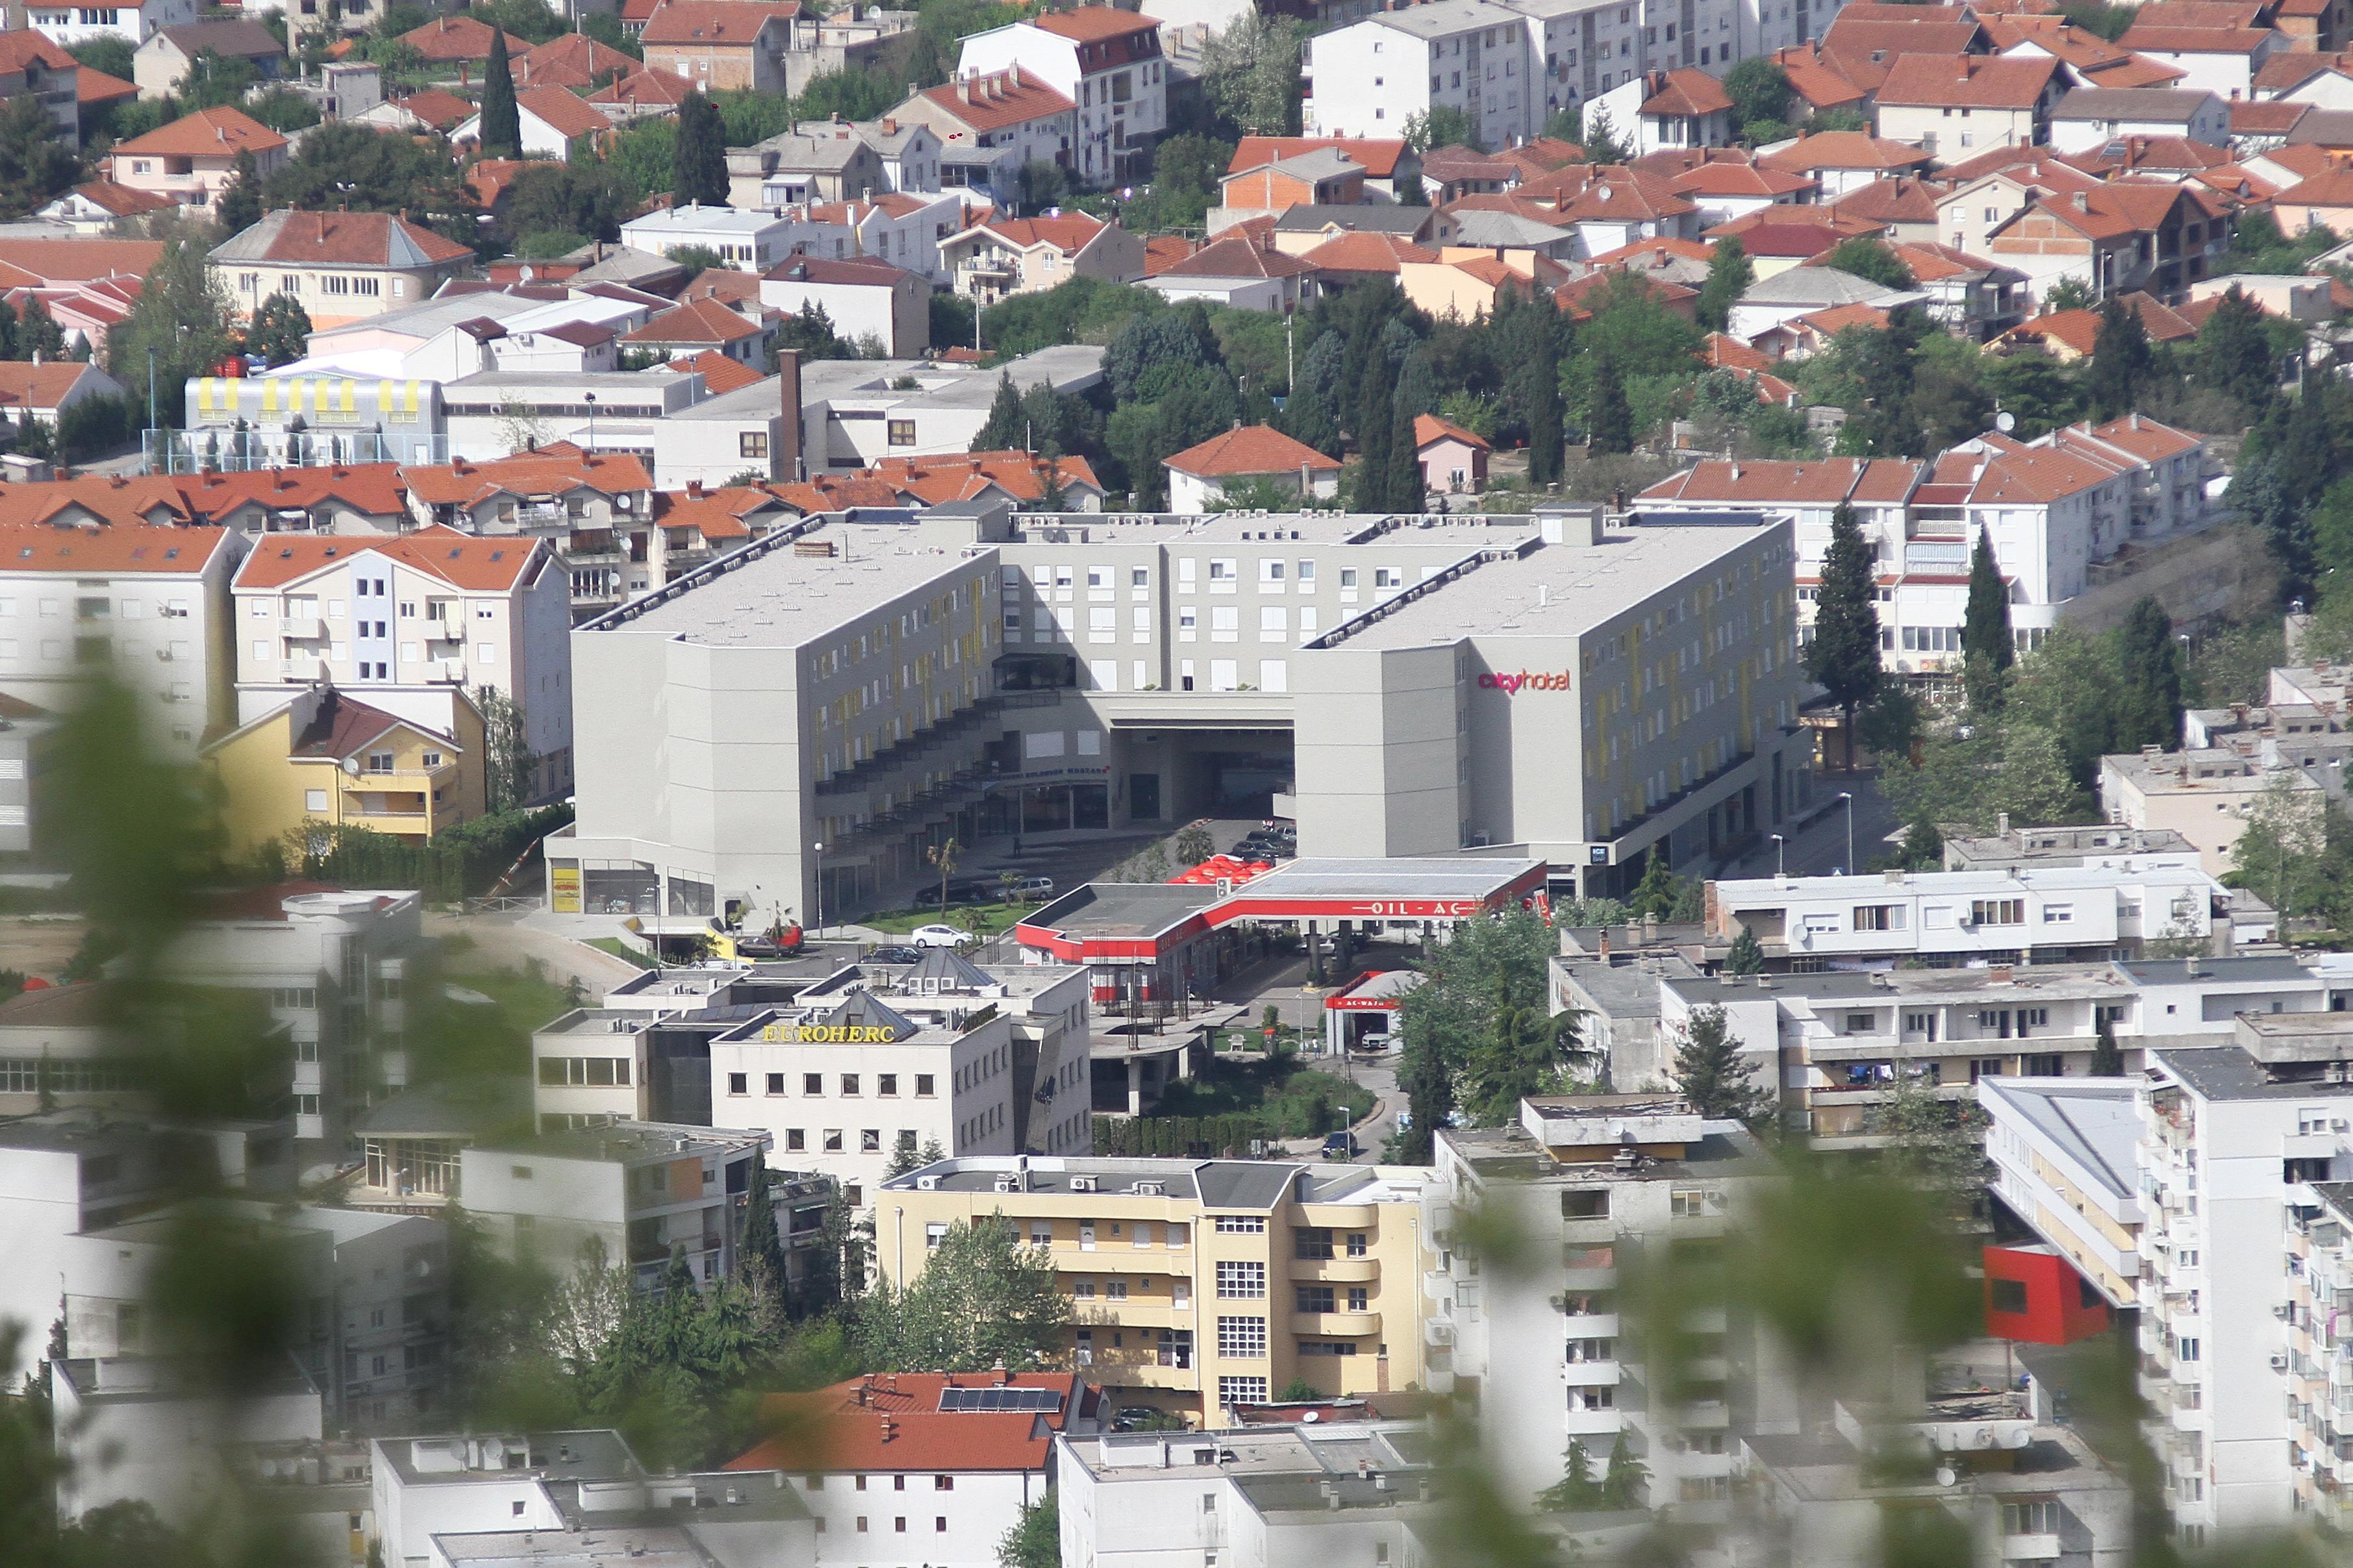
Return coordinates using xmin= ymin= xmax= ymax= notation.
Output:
xmin=1205 ymin=943 xmax=1411 ymax=1164
xmin=1722 ymin=772 xmax=1898 ymax=879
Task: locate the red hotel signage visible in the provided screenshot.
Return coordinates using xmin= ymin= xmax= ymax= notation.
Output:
xmin=1478 ymin=671 xmax=1572 ymax=693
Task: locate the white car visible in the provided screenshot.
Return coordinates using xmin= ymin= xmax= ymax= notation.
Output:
xmin=911 ymin=923 xmax=975 ymax=949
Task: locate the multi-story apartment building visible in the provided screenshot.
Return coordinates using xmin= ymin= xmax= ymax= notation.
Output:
xmin=230 ymin=527 xmax=574 ymax=802
xmin=1981 ymin=1075 xmax=2143 ymax=1310
xmin=457 ymin=1120 xmax=775 ymax=1292
xmin=2098 ymin=747 xmax=2322 ymax=878
xmin=875 ymin=1155 xmax=1430 ymax=1422
xmin=1307 ymin=0 xmax=1537 ymax=146
xmin=0 ymin=523 xmax=246 ymax=759
xmin=1426 ymin=1095 xmax=1789 ymax=1510
xmin=893 ymin=67 xmax=1079 ymax=203
xmin=156 ymin=883 xmax=436 ymax=1146
xmin=955 ymin=6 xmax=1168 ymax=184
xmin=1702 ymin=860 xmax=2251 ymax=966
xmin=707 ymin=951 xmax=1095 ymax=1206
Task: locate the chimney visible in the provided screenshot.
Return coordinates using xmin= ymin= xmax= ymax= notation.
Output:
xmin=959 ymin=77 xmax=972 ymax=103
xmin=881 ymin=117 xmax=897 ymax=134
xmin=459 ymin=59 xmax=470 ymax=86
xmin=777 ymin=347 xmax=804 ymax=484
xmin=687 ymin=479 xmax=703 ymax=498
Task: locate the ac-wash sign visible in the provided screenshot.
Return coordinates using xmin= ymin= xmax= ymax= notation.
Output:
xmin=1477 ymin=671 xmax=1572 ymax=693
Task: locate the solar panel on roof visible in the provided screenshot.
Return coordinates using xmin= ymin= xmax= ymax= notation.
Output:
xmin=938 ymin=1386 xmax=1061 ymax=1412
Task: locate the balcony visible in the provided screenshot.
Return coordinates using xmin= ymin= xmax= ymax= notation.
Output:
xmin=1424 ymin=1317 xmax=1455 ymax=1348
xmin=1561 ymin=1216 xmax=1619 ymax=1245
xmin=1563 ymin=1407 xmax=1622 ymax=1437
xmin=1561 ymin=1360 xmax=1622 ymax=1387
xmin=2002 ymin=1534 xmax=2062 ymax=1562
xmin=1294 ymin=1255 xmax=1380 ymax=1284
xmin=1298 ymin=1310 xmax=1381 ymax=1337
xmin=283 ymin=616 xmax=325 ymax=641
xmin=1562 ymin=1312 xmax=1619 ymax=1338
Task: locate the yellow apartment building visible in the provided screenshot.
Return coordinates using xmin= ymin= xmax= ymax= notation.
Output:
xmin=874 ymin=1156 xmax=1429 ymax=1423
xmin=204 ymin=681 xmax=487 ymax=856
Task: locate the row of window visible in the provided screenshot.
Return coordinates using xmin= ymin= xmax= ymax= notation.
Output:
xmin=729 ymin=1071 xmax=937 ymax=1098
xmin=0 ymin=1058 xmax=138 ymax=1094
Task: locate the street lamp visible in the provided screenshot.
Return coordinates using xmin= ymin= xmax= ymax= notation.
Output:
xmin=812 ymin=840 xmax=824 ymax=941
xmin=1837 ymin=792 xmax=1855 ymax=876
xmin=584 ymin=390 xmax=598 ymax=456
xmin=1770 ymin=833 xmax=1785 ymax=877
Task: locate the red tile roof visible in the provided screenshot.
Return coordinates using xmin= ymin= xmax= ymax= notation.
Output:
xmin=1877 ymin=53 xmax=2059 ymax=109
xmin=0 ymin=31 xmax=75 ymax=72
xmin=516 ymin=32 xmax=641 ymax=88
xmin=399 ymin=14 xmax=535 ymax=60
xmin=1229 ymin=136 xmax=1409 ymax=180
xmin=175 ymin=464 xmax=409 ymax=527
xmin=918 ymin=67 xmax=1075 ymax=131
xmin=1761 ymin=132 xmax=1939 ymax=173
xmin=0 ymin=473 xmax=186 ymax=528
xmin=1641 ymin=67 xmax=1735 ymax=117
xmin=396 ymin=88 xmax=477 ymax=131
xmin=2115 ymin=24 xmax=2278 ymax=52
xmin=974 ymin=214 xmax=1109 ymax=255
xmin=0 ymin=361 xmax=105 ymax=412
xmin=589 ymin=67 xmax=696 ymax=106
xmin=1166 ymin=424 xmax=1340 ymax=478
xmin=233 ymin=524 xmax=540 ymax=591
xmin=1300 ymin=231 xmax=1437 ymax=273
xmin=225 ymin=209 xmax=474 ymax=267
xmin=0 ymin=238 xmax=163 ymax=290
xmin=1031 ymin=5 xmax=1158 ymax=41
xmin=2273 ymin=166 xmax=2353 ymax=206
xmin=514 ymin=84 xmax=614 ymax=140
xmin=114 ymin=105 xmax=286 ymax=159
xmin=401 ymin=449 xmax=653 ymax=507
xmin=282 ymin=688 xmax=458 ymax=760
xmin=1640 ymin=457 xmax=1924 ymax=506
xmin=0 ymin=523 xmax=229 ymax=573
xmin=1413 ymin=413 xmax=1489 ymax=452
xmin=58 ymin=180 xmax=177 ymax=219
xmin=75 ymin=67 xmax=140 ymax=106
xmin=1155 ymin=234 xmax=1315 ymax=280
xmin=669 ymin=348 xmax=768 ymax=393
xmin=624 ymin=296 xmax=763 ymax=344
xmin=640 ymin=1 xmax=801 ymax=45
xmin=725 ymin=1373 xmax=1092 ymax=1476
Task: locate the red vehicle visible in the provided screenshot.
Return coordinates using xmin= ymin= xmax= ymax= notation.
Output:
xmin=736 ymin=922 xmax=805 ymax=958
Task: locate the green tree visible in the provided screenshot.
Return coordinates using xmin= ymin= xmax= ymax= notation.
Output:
xmin=1873 ymin=1068 xmax=1989 ymax=1231
xmin=1280 ymin=329 xmax=1344 ymax=457
xmin=245 ymin=290 xmax=312 ymax=367
xmin=1695 ymin=236 xmax=1752 ymax=334
xmin=479 ymin=28 xmax=523 ymax=160
xmin=580 ymin=10 xmax=643 ymax=57
xmin=1404 ymin=104 xmax=1478 ymax=152
xmin=178 ymin=48 xmax=258 ymax=110
xmin=0 ymin=95 xmax=77 ymax=219
xmin=2083 ymin=295 xmax=2153 ymax=421
xmin=1961 ymin=527 xmax=2014 ymax=713
xmin=777 ymin=301 xmax=857 ymax=361
xmin=1586 ymin=353 xmax=1633 ymax=453
xmin=15 ymin=297 xmax=64 ymax=363
xmin=1671 ymin=1004 xmax=1776 ymax=1125
xmin=973 ymin=373 xmax=1024 ymax=451
xmin=1174 ymin=823 xmax=1215 ymax=864
xmin=738 ymin=1171 xmax=788 ymax=1332
xmin=2043 ymin=276 xmax=2098 ymax=312
xmin=214 ymin=146 xmax=264 ymax=238
xmin=473 ymin=684 xmax=537 ymax=812
xmin=1985 ymin=349 xmax=2078 ymax=439
xmin=999 ymin=1495 xmax=1059 ymax=1568
xmin=1824 ymin=236 xmax=1913 ymax=289
xmin=852 ymin=1217 xmax=1070 ymax=1372
xmin=264 ymin=120 xmax=477 ymax=232
xmin=1580 ymin=106 xmax=1631 ymax=164
xmin=1392 ymin=908 xmax=1568 ymax=1159
xmin=1198 ymin=12 xmax=1304 ymax=136
xmin=1725 ymin=927 xmax=1765 ymax=977
xmin=1277 ymin=1376 xmax=1322 ymax=1402
xmin=2113 ymin=596 xmax=2183 ymax=752
xmin=67 ymin=36 xmax=134 ymax=79
xmin=1383 ymin=385 xmax=1425 ymax=512
xmin=1536 ymin=1439 xmax=1605 ymax=1512
xmin=1806 ymin=502 xmax=1881 ymax=770
xmin=110 ymin=236 xmax=237 ymax=434
xmin=1857 ymin=682 xmax=1921 ymax=762
xmin=1598 ymin=1430 xmax=1648 ymax=1508
xmin=672 ymin=89 xmax=728 ymax=207
xmin=1627 ymin=847 xmax=1681 ymax=920
xmin=1498 ymin=286 xmax=1563 ymax=485
xmin=1724 ymin=58 xmax=1793 ymax=129
xmin=2089 ymin=1017 xmax=2124 ymax=1076
xmin=2194 ymin=284 xmax=2276 ymax=412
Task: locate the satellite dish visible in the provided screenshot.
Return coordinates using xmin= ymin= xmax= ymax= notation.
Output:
xmin=1995 ymin=410 xmax=2017 ymax=432
xmin=342 ymin=757 xmax=362 ymax=776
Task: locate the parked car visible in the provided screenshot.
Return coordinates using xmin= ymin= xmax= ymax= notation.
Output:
xmin=1352 ymin=1029 xmax=1392 ymax=1053
xmin=1322 ymin=1130 xmax=1359 ymax=1159
xmin=866 ymin=944 xmax=923 ymax=964
xmin=910 ymin=923 xmax=975 ymax=949
xmin=733 ymin=925 xmax=803 ymax=959
xmin=1005 ymin=875 xmax=1055 ymax=898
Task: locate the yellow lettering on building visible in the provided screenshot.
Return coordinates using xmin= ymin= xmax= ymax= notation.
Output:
xmin=758 ymin=1024 xmax=898 ymax=1043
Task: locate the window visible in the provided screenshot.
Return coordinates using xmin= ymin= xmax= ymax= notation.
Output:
xmin=888 ymin=420 xmax=916 ymax=446
xmin=786 ymin=1130 xmax=805 ymax=1150
xmin=1294 ymin=1227 xmax=1333 ymax=1260
xmin=805 ymin=1073 xmax=824 ymax=1095
xmin=1216 ymin=1317 xmax=1267 ymax=1358
xmin=767 ymin=1073 xmax=785 ymax=1095
xmin=1216 ymin=1260 xmax=1266 ymax=1298
xmin=1214 ymin=1215 xmax=1266 ymax=1233
xmin=916 ymin=1074 xmax=935 ymax=1097
xmin=842 ymin=1074 xmax=860 ymax=1096
xmin=2004 ymin=1502 xmax=2060 ymax=1536
xmin=1991 ymin=1277 xmax=2029 ymax=1314
xmin=824 ymin=1130 xmax=844 ymax=1152
xmin=1563 ymin=1190 xmax=1609 ymax=1219
xmin=862 ymin=1129 xmax=881 ymax=1152
xmin=727 ymin=1073 xmax=748 ymax=1095
xmin=1670 ymin=1187 xmax=1720 ymax=1217
xmin=1852 ymin=904 xmax=1903 ymax=931
xmin=1296 ymin=1285 xmax=1335 ymax=1313
xmin=879 ymin=1073 xmax=898 ymax=1097
xmin=1971 ymin=899 xmax=2024 ymax=926
xmin=740 ymin=432 xmax=769 ymax=459
xmin=1218 ymin=1375 xmax=1268 ymax=1409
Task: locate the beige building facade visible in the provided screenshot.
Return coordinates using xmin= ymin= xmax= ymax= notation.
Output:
xmin=875 ymin=1156 xmax=1429 ymax=1422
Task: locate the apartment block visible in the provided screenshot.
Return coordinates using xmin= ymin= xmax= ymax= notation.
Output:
xmin=1306 ymin=0 xmax=1537 ymax=145
xmin=1426 ymin=1096 xmax=1791 ymax=1510
xmin=875 ymin=1156 xmax=1430 ymax=1423
xmin=0 ymin=522 xmax=247 ymax=758
xmin=955 ymin=6 xmax=1168 ymax=184
xmin=2098 ymin=747 xmax=2322 ymax=878
xmin=458 ymin=1120 xmax=775 ymax=1292
xmin=1980 ymin=1076 xmax=2143 ymax=1309
xmin=157 ymin=884 xmax=435 ymax=1146
xmin=231 ymin=527 xmax=573 ymax=801
xmin=53 ymin=1356 xmax=325 ymax=1528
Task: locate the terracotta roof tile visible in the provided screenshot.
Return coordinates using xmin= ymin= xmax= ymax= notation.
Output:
xmin=669 ymin=348 xmax=767 ymax=393
xmin=400 ymin=449 xmax=653 ymax=508
xmin=1877 ymin=53 xmax=2059 ymax=110
xmin=725 ymin=1373 xmax=1090 ymax=1476
xmin=0 ymin=523 xmax=229 ymax=573
xmin=1413 ymin=413 xmax=1489 ymax=451
xmin=232 ymin=523 xmax=541 ymax=590
xmin=640 ymin=1 xmax=800 ymax=45
xmin=1031 ymin=5 xmax=1158 ymax=41
xmin=396 ymin=88 xmax=477 ymax=131
xmin=917 ymin=67 xmax=1074 ymax=132
xmin=973 ymin=214 xmax=1109 ymax=254
xmin=112 ymin=105 xmax=286 ymax=159
xmin=1760 ymin=132 xmax=1939 ymax=173
xmin=1300 ymin=231 xmax=1437 ymax=272
xmin=397 ymin=14 xmax=535 ymax=60
xmin=2115 ymin=24 xmax=2278 ymax=52
xmin=1166 ymin=424 xmax=1340 ymax=478
xmin=1230 ymin=136 xmax=1409 ymax=180
xmin=1640 ymin=67 xmax=1735 ymax=117
xmin=1155 ymin=234 xmax=1316 ymax=279
xmin=623 ymin=296 xmax=762 ymax=344
xmin=513 ymin=85 xmax=614 ymax=140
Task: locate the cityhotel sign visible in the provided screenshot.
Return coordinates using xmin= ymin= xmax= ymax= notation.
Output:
xmin=1477 ymin=670 xmax=1572 ymax=693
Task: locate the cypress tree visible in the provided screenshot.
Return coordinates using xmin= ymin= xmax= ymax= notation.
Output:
xmin=1726 ymin=927 xmax=1765 ymax=976
xmin=480 ymin=29 xmax=522 ymax=160
xmin=2084 ymin=296 xmax=2152 ymax=421
xmin=1587 ymin=353 xmax=1633 ymax=454
xmin=2115 ymin=596 xmax=2184 ymax=751
xmin=673 ymin=90 xmax=729 ymax=207
xmin=1385 ymin=390 xmax=1424 ymax=512
xmin=2089 ymin=1017 xmax=2123 ymax=1076
xmin=1807 ymin=501 xmax=1882 ymax=771
xmin=214 ymin=146 xmax=262 ymax=238
xmin=972 ymin=372 xmax=1022 ymax=451
xmin=1960 ymin=527 xmax=2013 ymax=713
xmin=1695 ymin=236 xmax=1752 ymax=334
xmin=1523 ymin=306 xmax=1563 ymax=486
xmin=1354 ymin=345 xmax=1392 ymax=507
xmin=1671 ymin=1004 xmax=1775 ymax=1125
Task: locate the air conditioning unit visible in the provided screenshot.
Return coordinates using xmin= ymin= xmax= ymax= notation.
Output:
xmin=2276 ymin=1304 xmax=2295 ymax=1321
xmin=993 ymin=1177 xmax=1018 ymax=1193
xmin=1069 ymin=1175 xmax=1097 ymax=1192
xmin=2271 ymin=1354 xmax=2291 ymax=1371
xmin=915 ymin=1175 xmax=940 ymax=1190
xmin=1134 ymin=1180 xmax=1164 ymax=1196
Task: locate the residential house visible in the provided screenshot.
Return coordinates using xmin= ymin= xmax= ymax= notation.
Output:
xmin=1760 ymin=131 xmax=1941 ymax=197
xmin=723 ymin=123 xmax=887 ymax=208
xmin=891 ymin=66 xmax=1077 ymax=205
xmin=1142 ymin=232 xmax=1318 ymax=311
xmin=812 ymin=115 xmax=942 ymax=193
xmin=2271 ymin=162 xmax=2353 ymax=230
xmin=956 ymin=5 xmax=1170 ymax=184
xmin=1989 ymin=16 xmax=2196 ymax=91
xmin=393 ymin=15 xmax=535 ymax=65
xmin=1303 ymin=0 xmax=1534 ymax=149
xmin=0 ymin=361 xmax=130 ymax=441
xmin=1624 ymin=68 xmax=1739 ymax=154
xmin=1268 ymin=203 xmax=1455 ymax=258
xmin=24 ymin=0 xmax=195 ymax=49
xmin=397 ymin=448 xmax=662 ymax=615
xmin=1874 ymin=54 xmax=2064 ymax=163
xmin=1521 ymin=163 xmax=1702 ymax=256
xmin=0 ymin=523 xmax=246 ymax=757
xmin=938 ymin=214 xmax=1144 ymax=303
xmin=1163 ymin=425 xmax=1341 ymax=512
xmin=809 ymin=190 xmax=970 ymax=285
xmin=1724 ymin=266 xmax=1923 ymax=342
xmin=1667 ymin=159 xmax=1819 ymax=225
xmin=760 ymin=255 xmax=929 ymax=357
xmin=622 ymin=297 xmax=771 ymax=368
xmin=1226 ymin=136 xmax=1413 ymax=201
xmin=2113 ymin=19 xmax=2287 ymax=99
xmin=210 ymin=210 xmax=475 ymax=326
xmin=1830 ymin=173 xmax=1959 ymax=244
xmin=1983 ymin=180 xmax=2233 ymax=301
xmin=0 ymin=32 xmax=82 ymax=147
xmin=2048 ymin=85 xmax=2232 ymax=151
xmin=203 ymin=682 xmax=486 ymax=855
xmin=1214 ymin=148 xmax=1369 ymax=224
xmin=1400 ymin=248 xmax=1572 ymax=318
xmin=1887 ymin=240 xmax=2030 ymax=337
xmin=36 ymin=180 xmax=177 ymax=232
xmin=619 ymin=203 xmax=830 ymax=270
xmin=229 ymin=526 xmax=572 ymax=800
xmin=513 ymin=32 xmax=642 ymax=90
xmin=107 ymin=106 xmax=288 ymax=212
xmin=168 ymin=464 xmax=415 ymax=534
xmin=640 ymin=0 xmax=805 ymax=93
xmin=451 ymin=86 xmax=614 ymax=162
xmin=1294 ymin=231 xmax=1440 ymax=287
xmin=131 ymin=21 xmax=283 ymax=100
xmin=1415 ymin=414 xmax=1489 ymax=493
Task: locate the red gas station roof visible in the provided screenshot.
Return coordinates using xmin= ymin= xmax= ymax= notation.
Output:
xmin=1014 ymin=858 xmax=1549 ymax=965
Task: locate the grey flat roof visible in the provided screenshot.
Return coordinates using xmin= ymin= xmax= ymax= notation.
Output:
xmin=880 ymin=1154 xmax=1418 ymax=1207
xmin=1237 ymin=856 xmax=1545 ymax=900
xmin=2152 ymin=1043 xmax=2332 ymax=1101
xmin=479 ymin=1120 xmax=770 ymax=1163
xmin=352 ymin=1079 xmax=533 ymax=1139
xmin=1022 ymin=882 xmax=1220 ymax=940
xmin=1978 ymin=1077 xmax=2139 ymax=1202
xmin=1274 ymin=205 xmax=1433 ymax=234
xmin=602 ymin=522 xmax=975 ymax=645
xmin=2112 ymin=954 xmax=2315 ymax=986
xmin=376 ymin=1431 xmax=640 ymax=1489
xmin=1331 ymin=521 xmax=1778 ymax=648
